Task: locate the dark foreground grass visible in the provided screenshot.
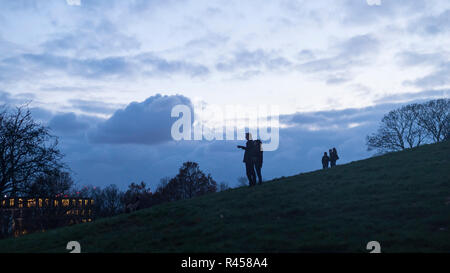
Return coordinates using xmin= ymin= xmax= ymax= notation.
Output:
xmin=0 ymin=141 xmax=449 ymax=253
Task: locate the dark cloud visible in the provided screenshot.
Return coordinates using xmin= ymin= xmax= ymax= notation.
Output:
xmin=48 ymin=112 xmax=90 ymax=136
xmin=0 ymin=90 xmax=13 ymax=104
xmin=29 ymin=107 xmax=54 ymax=123
xmin=0 ymin=90 xmax=32 ymax=105
xmin=88 ymin=94 xmax=193 ymax=145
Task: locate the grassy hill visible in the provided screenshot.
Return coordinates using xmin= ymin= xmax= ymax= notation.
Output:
xmin=0 ymin=141 xmax=449 ymax=253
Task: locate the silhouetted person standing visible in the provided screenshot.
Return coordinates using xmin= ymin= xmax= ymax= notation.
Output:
xmin=322 ymin=152 xmax=330 ymax=169
xmin=330 ymin=147 xmax=339 ymax=167
xmin=237 ymin=133 xmax=258 ymax=186
xmin=254 ymin=139 xmax=263 ymax=184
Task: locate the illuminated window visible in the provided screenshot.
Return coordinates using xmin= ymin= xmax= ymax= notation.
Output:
xmin=18 ymin=198 xmax=23 ymax=208
xmin=10 ymin=199 xmax=14 ymax=206
xmin=90 ymin=199 xmax=94 ymax=205
xmin=27 ymin=198 xmax=36 ymax=207
xmin=62 ymin=199 xmax=69 ymax=207
xmin=78 ymin=199 xmax=83 ymax=207
xmin=84 ymin=200 xmax=88 ymax=206
xmin=72 ymin=199 xmax=76 ymax=206
xmin=54 ymin=200 xmax=59 ymax=207
xmin=1 ymin=200 xmax=5 ymax=207
xmin=45 ymin=199 xmax=49 ymax=206
xmin=38 ymin=199 xmax=43 ymax=207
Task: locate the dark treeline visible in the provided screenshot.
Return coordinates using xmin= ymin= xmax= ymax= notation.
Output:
xmin=75 ymin=161 xmax=220 ymax=218
xmin=367 ymin=98 xmax=449 ymax=154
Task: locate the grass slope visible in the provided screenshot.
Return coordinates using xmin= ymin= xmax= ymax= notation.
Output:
xmin=1 ymin=141 xmax=449 ymax=253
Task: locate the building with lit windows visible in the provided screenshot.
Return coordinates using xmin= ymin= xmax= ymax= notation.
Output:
xmin=0 ymin=197 xmax=94 ymax=238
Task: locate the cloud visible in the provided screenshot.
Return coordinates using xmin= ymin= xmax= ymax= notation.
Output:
xmin=69 ymin=99 xmax=124 ymax=115
xmin=396 ymin=51 xmax=444 ymax=66
xmin=2 ymin=51 xmax=209 ymax=80
xmin=0 ymin=90 xmax=33 ymax=105
xmin=137 ymin=53 xmax=209 ymax=77
xmin=216 ymin=49 xmax=291 ymax=73
xmin=342 ymin=0 xmax=426 ymax=25
xmin=184 ymin=33 xmax=229 ymax=49
xmin=88 ymin=94 xmax=193 ymax=145
xmin=66 ymin=0 xmax=81 ymax=6
xmin=298 ymin=34 xmax=379 ymax=82
xmin=326 ymin=75 xmax=351 ymax=85
xmin=0 ymin=90 xmax=14 ymax=104
xmin=48 ymin=112 xmax=90 ymax=135
xmin=374 ymin=89 xmax=450 ymax=104
xmin=408 ymin=10 xmax=450 ymax=35
xmin=8 ymin=53 xmax=131 ymax=78
xmin=405 ymin=62 xmax=450 ymax=88
xmin=366 ymin=0 xmax=381 ymax=6
xmin=396 ymin=51 xmax=450 ymax=88
xmin=280 ymin=104 xmax=390 ymax=131
xmin=42 ymin=19 xmax=140 ymax=55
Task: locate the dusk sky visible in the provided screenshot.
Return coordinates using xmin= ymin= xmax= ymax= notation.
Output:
xmin=1 ymin=0 xmax=449 ymax=189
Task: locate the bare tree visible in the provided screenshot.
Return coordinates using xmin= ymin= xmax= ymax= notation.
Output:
xmin=27 ymin=169 xmax=74 ymax=197
xmin=101 ymin=184 xmax=124 ymax=217
xmin=0 ymin=105 xmax=64 ymax=197
xmin=366 ymin=103 xmax=427 ymax=154
xmin=417 ymin=99 xmax=449 ymax=143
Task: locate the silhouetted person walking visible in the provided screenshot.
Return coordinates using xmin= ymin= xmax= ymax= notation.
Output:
xmin=237 ymin=133 xmax=258 ymax=186
xmin=322 ymin=152 xmax=330 ymax=169
xmin=254 ymin=139 xmax=263 ymax=184
xmin=330 ymin=147 xmax=339 ymax=167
